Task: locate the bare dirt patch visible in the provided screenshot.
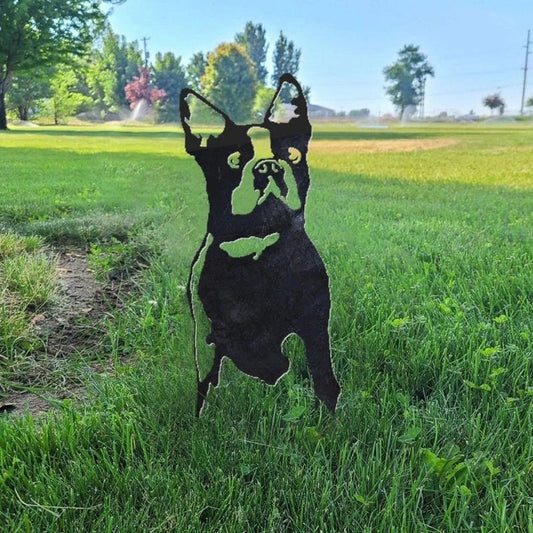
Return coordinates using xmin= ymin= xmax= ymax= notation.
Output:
xmin=33 ymin=250 xmax=112 ymax=356
xmin=1 ymin=249 xmax=131 ymax=418
xmin=312 ymin=138 xmax=459 ymax=154
xmin=0 ymin=386 xmax=86 ymax=416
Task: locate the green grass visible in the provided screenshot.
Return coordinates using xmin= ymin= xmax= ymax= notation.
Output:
xmin=0 ymin=233 xmax=58 ymax=362
xmin=0 ymin=123 xmax=532 ymax=531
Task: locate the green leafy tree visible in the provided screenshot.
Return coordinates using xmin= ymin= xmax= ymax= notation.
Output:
xmin=0 ymin=0 xmax=124 ymax=129
xmin=86 ymin=49 xmax=117 ymax=114
xmin=47 ymin=66 xmax=92 ymax=124
xmin=252 ymin=85 xmax=276 ymax=120
xmin=152 ymin=51 xmax=188 ymax=122
xmin=201 ymin=43 xmax=256 ymax=123
xmin=482 ymin=93 xmax=505 ymax=116
xmin=348 ymin=108 xmax=370 ymax=118
xmin=271 ymin=31 xmax=301 ymax=85
xmin=187 ymin=52 xmax=206 ymax=92
xmin=86 ymin=26 xmax=142 ymax=115
xmin=235 ymin=22 xmax=268 ymax=84
xmin=6 ymin=67 xmax=52 ymax=121
xmin=527 ymin=96 xmax=533 ymax=108
xmin=383 ymin=44 xmax=434 ymax=116
xmin=271 ymin=32 xmax=310 ymax=101
xmin=114 ymin=37 xmax=143 ymax=108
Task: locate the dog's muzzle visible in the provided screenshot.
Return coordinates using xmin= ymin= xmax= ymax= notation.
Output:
xmin=252 ymin=159 xmax=288 ymax=197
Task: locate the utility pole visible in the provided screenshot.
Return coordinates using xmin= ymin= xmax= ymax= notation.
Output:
xmin=419 ymin=77 xmax=426 ymax=119
xmin=520 ymin=29 xmax=531 ymax=115
xmin=141 ymin=36 xmax=151 ymax=69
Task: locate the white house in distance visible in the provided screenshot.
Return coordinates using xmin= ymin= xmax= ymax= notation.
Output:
xmin=270 ymin=102 xmax=336 ymax=121
xmin=308 ymin=104 xmax=336 ymax=119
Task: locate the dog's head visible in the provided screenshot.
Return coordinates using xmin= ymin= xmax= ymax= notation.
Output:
xmin=180 ymin=74 xmax=312 ymax=218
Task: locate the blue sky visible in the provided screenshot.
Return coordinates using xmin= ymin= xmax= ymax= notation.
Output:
xmin=109 ymin=0 xmax=533 ymax=116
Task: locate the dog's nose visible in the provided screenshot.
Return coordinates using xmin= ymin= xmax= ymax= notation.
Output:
xmin=253 ymin=159 xmax=282 ymax=177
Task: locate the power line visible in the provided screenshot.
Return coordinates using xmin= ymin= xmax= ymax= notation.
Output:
xmin=437 ymin=68 xmax=521 ymax=80
xmin=325 ymin=83 xmax=523 ymax=103
xmin=520 ymin=29 xmax=531 ymax=115
xmin=313 ymin=68 xmax=521 ymax=90
xmin=426 ymin=83 xmax=521 ymax=97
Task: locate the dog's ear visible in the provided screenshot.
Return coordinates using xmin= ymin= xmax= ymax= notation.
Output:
xmin=180 ymin=89 xmax=232 ymax=152
xmin=265 ymin=74 xmax=311 ymax=134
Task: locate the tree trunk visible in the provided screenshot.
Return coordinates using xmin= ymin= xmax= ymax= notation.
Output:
xmin=18 ymin=105 xmax=28 ymax=121
xmin=0 ymin=86 xmax=7 ymax=130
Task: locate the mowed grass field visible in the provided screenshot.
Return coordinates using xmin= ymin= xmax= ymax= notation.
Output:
xmin=0 ymin=122 xmax=532 ymax=532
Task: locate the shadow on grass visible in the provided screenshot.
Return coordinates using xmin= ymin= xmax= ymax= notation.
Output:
xmin=5 ymin=127 xmax=436 ymax=142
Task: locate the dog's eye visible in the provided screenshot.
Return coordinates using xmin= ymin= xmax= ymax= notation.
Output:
xmin=288 ymin=147 xmax=302 ymax=165
xmin=227 ymin=151 xmax=241 ymax=169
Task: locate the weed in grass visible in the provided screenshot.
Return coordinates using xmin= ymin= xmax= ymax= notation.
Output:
xmin=1 ymin=252 xmax=58 ymax=311
xmin=0 ymin=232 xmax=42 ymax=258
xmin=88 ymin=234 xmax=157 ymax=281
xmin=0 ymin=295 xmax=29 ymax=359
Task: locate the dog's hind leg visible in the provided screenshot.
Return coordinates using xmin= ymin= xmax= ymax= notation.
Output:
xmin=196 ymin=349 xmax=223 ymax=416
xmin=297 ymin=321 xmax=340 ymax=412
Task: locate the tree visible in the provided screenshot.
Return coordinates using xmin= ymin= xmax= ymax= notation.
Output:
xmin=0 ymin=0 xmax=124 ymax=130
xmin=124 ymin=67 xmax=165 ymax=110
xmin=271 ymin=32 xmax=311 ymax=101
xmin=152 ymin=52 xmax=188 ymax=123
xmin=527 ymin=96 xmax=533 ymax=108
xmin=482 ymin=93 xmax=505 ymax=115
xmin=271 ymin=31 xmax=301 ymax=86
xmin=47 ymin=66 xmax=92 ymax=124
xmin=86 ymin=26 xmax=142 ymax=115
xmin=348 ymin=108 xmax=370 ymax=118
xmin=6 ymin=67 xmax=52 ymax=121
xmin=201 ymin=43 xmax=256 ymax=123
xmin=187 ymin=52 xmax=206 ymax=92
xmin=252 ymin=85 xmax=276 ymax=120
xmin=383 ymin=44 xmax=434 ymax=117
xmin=235 ymin=22 xmax=268 ymax=84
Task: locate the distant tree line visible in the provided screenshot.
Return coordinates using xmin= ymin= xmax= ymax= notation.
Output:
xmin=335 ymin=109 xmax=370 ymax=118
xmin=1 ymin=4 xmax=307 ymax=127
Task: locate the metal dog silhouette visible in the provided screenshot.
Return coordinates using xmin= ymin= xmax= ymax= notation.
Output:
xmin=180 ymin=74 xmax=340 ymax=415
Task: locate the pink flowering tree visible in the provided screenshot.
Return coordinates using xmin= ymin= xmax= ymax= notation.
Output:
xmin=124 ymin=67 xmax=166 ymax=109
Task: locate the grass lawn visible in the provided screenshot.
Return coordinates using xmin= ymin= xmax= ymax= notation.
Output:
xmin=0 ymin=122 xmax=532 ymax=531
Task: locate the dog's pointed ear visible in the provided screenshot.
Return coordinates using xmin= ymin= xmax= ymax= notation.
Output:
xmin=180 ymin=89 xmax=232 ymax=152
xmin=265 ymin=74 xmax=311 ymax=133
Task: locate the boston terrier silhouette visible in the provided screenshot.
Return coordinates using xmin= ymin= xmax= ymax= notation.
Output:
xmin=180 ymin=74 xmax=340 ymax=415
